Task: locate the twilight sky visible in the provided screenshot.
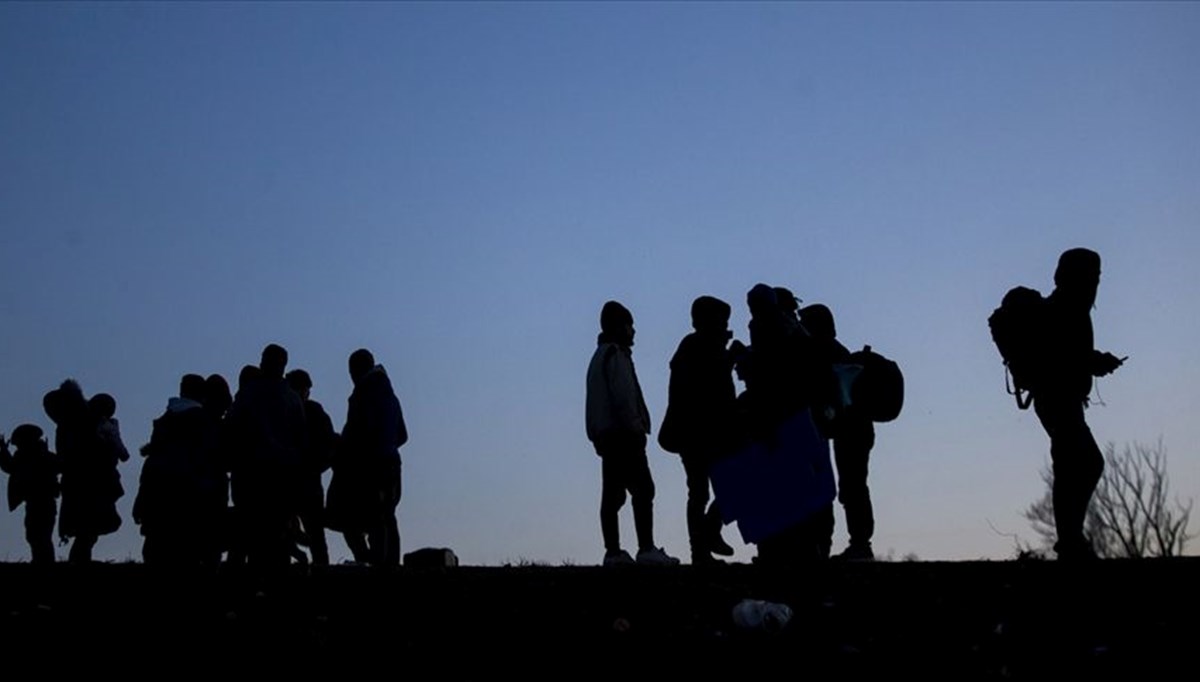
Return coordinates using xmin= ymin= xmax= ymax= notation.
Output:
xmin=2 ymin=2 xmax=1197 ymax=564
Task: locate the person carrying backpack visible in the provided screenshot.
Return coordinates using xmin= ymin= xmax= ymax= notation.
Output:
xmin=992 ymin=248 xmax=1125 ymax=561
xmin=800 ymin=303 xmax=879 ymax=561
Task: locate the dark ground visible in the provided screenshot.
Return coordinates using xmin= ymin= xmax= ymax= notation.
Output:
xmin=1 ymin=558 xmax=1195 ymax=678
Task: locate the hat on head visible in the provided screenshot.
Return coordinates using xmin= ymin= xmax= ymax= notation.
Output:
xmin=798 ymin=303 xmax=836 ymax=340
xmin=773 ymin=286 xmax=801 ymax=313
xmin=600 ymin=301 xmax=633 ymax=334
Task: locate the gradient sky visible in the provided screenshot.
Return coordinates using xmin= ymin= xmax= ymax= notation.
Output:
xmin=2 ymin=2 xmax=1197 ymax=564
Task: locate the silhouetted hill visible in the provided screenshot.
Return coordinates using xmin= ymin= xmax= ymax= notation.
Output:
xmin=1 ymin=558 xmax=1194 ymax=677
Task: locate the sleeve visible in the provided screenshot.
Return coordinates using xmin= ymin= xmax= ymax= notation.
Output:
xmin=604 ymin=349 xmax=644 ymax=434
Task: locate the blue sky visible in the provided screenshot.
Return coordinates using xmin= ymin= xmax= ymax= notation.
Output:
xmin=2 ymin=2 xmax=1197 ymax=563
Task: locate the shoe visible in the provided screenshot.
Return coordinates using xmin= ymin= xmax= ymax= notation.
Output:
xmin=636 ymin=547 xmax=681 ymax=566
xmin=709 ymin=531 xmax=735 ymax=557
xmin=603 ymin=549 xmax=635 ymax=567
xmin=833 ymin=544 xmax=874 ymax=562
xmin=691 ymin=554 xmax=727 ymax=567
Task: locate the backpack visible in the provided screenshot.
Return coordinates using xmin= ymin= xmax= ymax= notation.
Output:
xmin=844 ymin=345 xmax=904 ymax=423
xmin=988 ymin=286 xmax=1048 ymax=409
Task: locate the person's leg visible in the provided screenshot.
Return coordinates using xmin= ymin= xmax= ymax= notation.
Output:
xmin=626 ymin=448 xmax=657 ymax=552
xmin=26 ymin=504 xmax=56 ymax=565
xmin=1036 ymin=396 xmax=1103 ymax=557
xmin=69 ymin=533 xmax=97 ymax=563
xmin=344 ymin=531 xmax=371 ymax=563
xmin=681 ymin=453 xmax=711 ymax=561
xmin=300 ymin=488 xmax=329 ymax=566
xmin=599 ymin=450 xmax=629 ymax=554
xmin=834 ymin=424 xmax=876 ymax=554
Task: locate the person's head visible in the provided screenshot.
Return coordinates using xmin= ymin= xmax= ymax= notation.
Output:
xmin=180 ymin=374 xmax=207 ymax=403
xmin=43 ymin=379 xmax=86 ymax=425
xmin=798 ymin=303 xmax=836 ymax=341
xmin=773 ymin=287 xmax=801 ymax=319
xmin=10 ymin=424 xmax=45 ymax=451
xmin=349 ymin=349 xmax=376 ymax=384
xmin=691 ymin=296 xmax=731 ymax=334
xmin=600 ymin=300 xmax=635 ymax=346
xmin=88 ymin=393 xmax=117 ymax=420
xmin=1054 ymin=248 xmax=1101 ymax=309
xmin=237 ymin=364 xmax=262 ymax=394
xmin=205 ymin=374 xmax=232 ymax=415
xmin=286 ymin=369 xmax=313 ymax=400
xmin=746 ymin=283 xmax=778 ymax=317
xmin=260 ymin=343 xmax=289 ymax=380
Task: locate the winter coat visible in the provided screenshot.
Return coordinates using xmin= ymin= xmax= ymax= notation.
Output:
xmin=134 ymin=397 xmax=223 ymax=537
xmin=586 ymin=340 xmax=651 ymax=445
xmin=326 ymin=366 xmax=405 ymax=532
xmin=659 ymin=331 xmax=736 ymax=455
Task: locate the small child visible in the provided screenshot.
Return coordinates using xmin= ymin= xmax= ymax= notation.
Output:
xmin=89 ymin=393 xmax=131 ymax=463
xmin=0 ymin=424 xmax=62 ymax=564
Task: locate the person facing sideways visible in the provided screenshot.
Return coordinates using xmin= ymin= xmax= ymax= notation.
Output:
xmin=1031 ymin=248 xmax=1125 ymax=561
xmin=659 ymin=295 xmax=737 ymax=565
xmin=586 ymin=300 xmax=679 ymax=567
xmin=1 ymin=425 xmax=62 ymax=564
xmin=43 ymin=379 xmax=124 ymax=563
xmin=800 ymin=303 xmax=877 ymax=561
xmin=286 ymin=368 xmax=338 ymax=567
xmin=327 ymin=348 xmax=407 ymax=566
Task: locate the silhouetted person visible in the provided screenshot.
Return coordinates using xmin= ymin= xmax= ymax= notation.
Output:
xmin=1032 ymin=248 xmax=1124 ymax=561
xmin=328 ymin=349 xmax=406 ymax=566
xmin=134 ymin=374 xmax=220 ymax=566
xmin=286 ymin=369 xmax=337 ymax=566
xmin=89 ymin=393 xmax=131 ymax=465
xmin=800 ymin=303 xmax=876 ymax=561
xmin=660 ymin=296 xmax=737 ymax=565
xmin=736 ymin=285 xmax=833 ymax=565
xmin=225 ymin=345 xmax=308 ymax=566
xmin=586 ymin=301 xmax=678 ymax=567
xmin=1 ymin=425 xmax=61 ymax=564
xmin=743 ymin=284 xmax=813 ymax=429
xmin=202 ymin=374 xmax=233 ymax=563
xmin=223 ymin=365 xmax=260 ymax=565
xmin=44 ymin=380 xmax=123 ymax=563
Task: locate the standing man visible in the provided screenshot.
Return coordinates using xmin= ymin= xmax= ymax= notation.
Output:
xmin=225 ymin=344 xmax=308 ymax=566
xmin=1032 ymin=248 xmax=1124 ymax=561
xmin=586 ymin=301 xmax=678 ymax=567
xmin=800 ymin=303 xmax=875 ymax=561
xmin=286 ymin=369 xmax=337 ymax=567
xmin=332 ymin=348 xmax=407 ymax=566
xmin=659 ymin=296 xmax=737 ymax=565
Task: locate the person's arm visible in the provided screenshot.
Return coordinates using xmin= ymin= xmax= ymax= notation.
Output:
xmin=0 ymin=434 xmax=13 ymax=473
xmin=1091 ymin=350 xmax=1126 ymax=377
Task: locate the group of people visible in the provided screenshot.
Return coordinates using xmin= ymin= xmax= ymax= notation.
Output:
xmin=585 ymin=247 xmax=1123 ymax=566
xmin=0 ymin=345 xmax=407 ymax=567
xmin=1 ymin=248 xmax=1124 ymax=566
xmin=585 ymin=285 xmax=880 ymax=567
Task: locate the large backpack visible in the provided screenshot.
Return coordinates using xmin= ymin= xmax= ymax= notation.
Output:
xmin=845 ymin=345 xmax=904 ymax=423
xmin=988 ymin=286 xmax=1048 ymax=409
